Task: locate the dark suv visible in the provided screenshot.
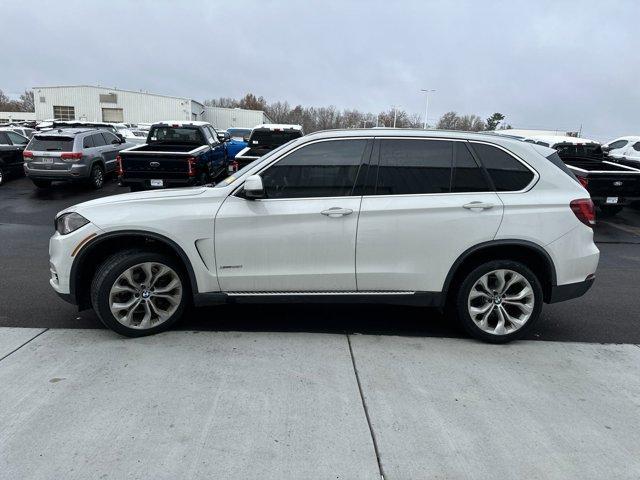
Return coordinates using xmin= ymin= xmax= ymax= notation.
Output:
xmin=24 ymin=128 xmax=133 ymax=189
xmin=0 ymin=129 xmax=29 ymax=186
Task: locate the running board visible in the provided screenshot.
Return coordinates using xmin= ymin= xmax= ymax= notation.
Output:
xmin=193 ymin=291 xmax=443 ymax=307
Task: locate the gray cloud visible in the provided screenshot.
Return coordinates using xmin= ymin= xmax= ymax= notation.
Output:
xmin=3 ymin=0 xmax=639 ymax=140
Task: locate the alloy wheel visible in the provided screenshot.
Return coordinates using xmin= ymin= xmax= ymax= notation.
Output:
xmin=467 ymin=269 xmax=534 ymax=335
xmin=109 ymin=262 xmax=183 ymax=329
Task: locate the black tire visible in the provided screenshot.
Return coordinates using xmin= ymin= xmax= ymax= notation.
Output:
xmin=91 ymin=250 xmax=189 ymax=337
xmin=453 ymin=260 xmax=543 ymax=343
xmin=197 ymin=171 xmax=210 ymax=186
xmin=89 ymin=164 xmax=105 ymax=189
xmin=0 ymin=166 xmax=4 ymax=186
xmin=598 ymin=205 xmax=623 ymax=217
xmin=31 ymin=178 xmax=51 ymax=188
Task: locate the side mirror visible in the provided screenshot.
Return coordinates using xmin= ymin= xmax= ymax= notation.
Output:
xmin=116 ymin=133 xmax=126 ymax=143
xmin=601 ymin=146 xmax=611 ymax=153
xmin=243 ymin=174 xmax=264 ymax=199
xmin=217 ymin=131 xmax=230 ymax=142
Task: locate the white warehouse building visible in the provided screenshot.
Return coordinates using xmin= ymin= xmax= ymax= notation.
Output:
xmin=31 ymin=85 xmax=271 ymax=129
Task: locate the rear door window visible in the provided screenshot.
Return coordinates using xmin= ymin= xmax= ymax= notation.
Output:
xmin=0 ymin=132 xmax=10 ymax=145
xmin=6 ymin=131 xmax=28 ymax=145
xmin=471 ymin=143 xmax=534 ymax=191
xmin=451 ymin=142 xmax=490 ymax=192
xmin=93 ymin=133 xmax=107 ymax=146
xmin=28 ymin=136 xmax=75 ymax=152
xmin=375 ymin=139 xmax=452 ymax=195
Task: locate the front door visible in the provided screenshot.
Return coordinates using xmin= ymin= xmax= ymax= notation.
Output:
xmin=214 ymin=138 xmax=371 ymax=292
xmin=356 ymin=138 xmax=504 ymax=292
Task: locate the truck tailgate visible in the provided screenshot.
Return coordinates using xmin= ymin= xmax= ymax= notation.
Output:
xmin=120 ymin=153 xmax=191 ymax=179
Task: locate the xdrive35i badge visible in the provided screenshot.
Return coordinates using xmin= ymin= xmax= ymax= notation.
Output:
xmin=149 ymin=161 xmax=160 ymax=167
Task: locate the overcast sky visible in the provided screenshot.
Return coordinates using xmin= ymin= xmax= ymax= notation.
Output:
xmin=3 ymin=0 xmax=639 ymax=140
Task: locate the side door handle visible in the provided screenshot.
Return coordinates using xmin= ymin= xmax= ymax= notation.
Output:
xmin=463 ymin=201 xmax=494 ymax=210
xmin=321 ymin=207 xmax=354 ymax=217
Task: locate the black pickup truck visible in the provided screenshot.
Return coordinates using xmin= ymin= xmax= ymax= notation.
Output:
xmin=117 ymin=121 xmax=230 ymax=191
xmin=234 ymin=124 xmax=303 ymax=167
xmin=530 ymin=137 xmax=640 ymax=217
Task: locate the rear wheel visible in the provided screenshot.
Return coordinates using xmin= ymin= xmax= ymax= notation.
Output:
xmin=598 ymin=205 xmax=623 ymax=217
xmin=91 ymin=250 xmax=188 ymax=337
xmin=454 ymin=260 xmax=543 ymax=343
xmin=31 ymin=178 xmax=51 ymax=188
xmin=89 ymin=164 xmax=105 ymax=189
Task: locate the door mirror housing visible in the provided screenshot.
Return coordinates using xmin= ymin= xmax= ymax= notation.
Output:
xmin=601 ymin=145 xmax=611 ymax=153
xmin=243 ymin=174 xmax=265 ymax=199
xmin=217 ymin=131 xmax=230 ymax=142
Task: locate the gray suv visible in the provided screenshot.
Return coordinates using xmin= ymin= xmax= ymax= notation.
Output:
xmin=24 ymin=128 xmax=133 ymax=189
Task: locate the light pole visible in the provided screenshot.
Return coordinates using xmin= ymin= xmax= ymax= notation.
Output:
xmin=391 ymin=105 xmax=401 ymax=128
xmin=420 ymin=89 xmax=435 ymax=129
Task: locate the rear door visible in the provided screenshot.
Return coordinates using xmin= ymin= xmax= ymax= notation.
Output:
xmin=356 ymin=138 xmax=504 ymax=292
xmin=100 ymin=132 xmax=121 ymax=171
xmin=215 ymin=138 xmax=371 ymax=292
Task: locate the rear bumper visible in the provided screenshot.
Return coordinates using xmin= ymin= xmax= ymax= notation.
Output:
xmin=591 ymin=196 xmax=640 ymax=206
xmin=549 ymin=275 xmax=595 ymax=303
xmin=25 ymin=163 xmax=90 ymax=180
xmin=119 ymin=176 xmax=198 ymax=189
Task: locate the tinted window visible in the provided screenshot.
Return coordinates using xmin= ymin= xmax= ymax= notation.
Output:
xmin=93 ymin=133 xmax=106 ymax=147
xmin=149 ymin=126 xmax=203 ymax=144
xmin=452 ymin=142 xmax=490 ymax=192
xmin=101 ymin=132 xmax=118 ymax=145
xmin=5 ymin=131 xmax=28 ymax=145
xmin=261 ymin=139 xmax=366 ymax=199
xmin=608 ymin=140 xmax=628 ymax=150
xmin=83 ymin=135 xmax=95 ymax=148
xmin=633 ymin=142 xmax=640 ymax=152
xmin=28 ymin=136 xmax=75 ymax=152
xmin=376 ymin=139 xmax=452 ymax=195
xmin=250 ymin=130 xmax=302 ymax=149
xmin=0 ymin=132 xmax=9 ymax=145
xmin=472 ymin=143 xmax=534 ymax=191
xmin=203 ymin=126 xmax=215 ymax=143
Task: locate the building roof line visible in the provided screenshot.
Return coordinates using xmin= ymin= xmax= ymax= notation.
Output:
xmin=31 ymin=84 xmax=200 ymax=103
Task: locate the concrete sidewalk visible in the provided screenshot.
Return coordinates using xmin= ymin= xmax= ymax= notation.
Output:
xmin=0 ymin=328 xmax=639 ymax=480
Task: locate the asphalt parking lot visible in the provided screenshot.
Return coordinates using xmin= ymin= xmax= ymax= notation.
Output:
xmin=1 ymin=175 xmax=640 ymax=343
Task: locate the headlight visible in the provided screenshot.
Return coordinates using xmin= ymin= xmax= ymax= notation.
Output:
xmin=55 ymin=212 xmax=90 ymax=235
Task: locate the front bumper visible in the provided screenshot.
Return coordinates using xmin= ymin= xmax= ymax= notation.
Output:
xmin=49 ymin=223 xmax=103 ymax=297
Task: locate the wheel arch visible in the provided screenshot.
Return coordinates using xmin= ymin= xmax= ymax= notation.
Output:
xmin=442 ymin=240 xmax=557 ymax=305
xmin=70 ymin=230 xmax=198 ymax=310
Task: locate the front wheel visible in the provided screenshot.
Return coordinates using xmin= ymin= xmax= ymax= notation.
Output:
xmin=598 ymin=205 xmax=623 ymax=217
xmin=454 ymin=260 xmax=543 ymax=343
xmin=91 ymin=250 xmax=188 ymax=337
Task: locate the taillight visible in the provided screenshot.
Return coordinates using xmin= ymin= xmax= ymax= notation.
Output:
xmin=23 ymin=150 xmax=33 ymax=158
xmin=570 ymin=198 xmax=595 ymax=228
xmin=116 ymin=155 xmax=123 ymax=176
xmin=60 ymin=152 xmax=83 ymax=161
xmin=228 ymin=160 xmax=239 ymax=173
xmin=578 ymin=176 xmax=588 ymax=189
xmin=187 ymin=157 xmax=196 ymax=177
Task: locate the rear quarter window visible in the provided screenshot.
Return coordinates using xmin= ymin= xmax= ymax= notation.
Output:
xmin=471 ymin=143 xmax=534 ymax=191
xmin=545 ymin=152 xmax=579 ymax=183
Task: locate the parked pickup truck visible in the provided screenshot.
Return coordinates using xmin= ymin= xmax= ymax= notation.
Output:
xmin=234 ymin=124 xmax=303 ymax=167
xmin=117 ymin=121 xmax=230 ymax=191
xmin=527 ymin=135 xmax=640 ymax=216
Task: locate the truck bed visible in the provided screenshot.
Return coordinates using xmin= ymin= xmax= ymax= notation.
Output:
xmin=123 ymin=143 xmax=204 ymax=155
xmin=564 ymin=158 xmax=640 ymax=201
xmin=564 ymin=158 xmax=640 ymax=173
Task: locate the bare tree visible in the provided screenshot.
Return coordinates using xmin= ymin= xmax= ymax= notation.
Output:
xmin=437 ymin=111 xmax=460 ymax=130
xmin=19 ymin=90 xmax=34 ymax=111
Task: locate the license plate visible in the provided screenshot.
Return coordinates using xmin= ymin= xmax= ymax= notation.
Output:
xmin=606 ymin=196 xmax=619 ymax=204
xmin=150 ymin=179 xmax=164 ymax=187
xmin=40 ymin=158 xmax=54 ymax=164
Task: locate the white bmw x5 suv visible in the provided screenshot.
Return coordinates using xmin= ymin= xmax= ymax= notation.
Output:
xmin=49 ymin=129 xmax=599 ymax=342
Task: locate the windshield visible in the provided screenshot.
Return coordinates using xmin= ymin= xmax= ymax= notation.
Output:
xmin=213 ymin=141 xmax=295 ymax=188
xmin=554 ymin=143 xmax=602 ymax=160
xmin=148 ymin=126 xmax=203 ymax=144
xmin=228 ymin=128 xmax=251 ymax=140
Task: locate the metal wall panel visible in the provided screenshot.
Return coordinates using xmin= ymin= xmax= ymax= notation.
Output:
xmin=33 ymin=86 xmax=193 ymax=123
